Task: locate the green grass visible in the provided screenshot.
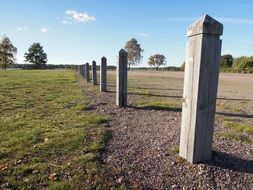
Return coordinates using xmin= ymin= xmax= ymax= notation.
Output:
xmin=224 ymin=122 xmax=253 ymax=135
xmin=216 ymin=121 xmax=253 ymax=143
xmin=0 ymin=70 xmax=111 ymax=189
xmin=170 ymin=146 xmax=180 ymax=154
xmin=217 ymin=131 xmax=251 ymax=143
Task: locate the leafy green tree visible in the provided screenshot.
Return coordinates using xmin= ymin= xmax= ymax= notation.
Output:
xmin=148 ymin=55 xmax=155 ymax=68
xmin=234 ymin=56 xmax=253 ymax=71
xmin=148 ymin=54 xmax=166 ymax=70
xmin=124 ymin=38 xmax=143 ymax=69
xmin=0 ymin=36 xmax=17 ymax=70
xmin=24 ymin=43 xmax=47 ymax=69
xmin=220 ymin=54 xmax=233 ymax=69
xmin=180 ymin=62 xmax=185 ymax=71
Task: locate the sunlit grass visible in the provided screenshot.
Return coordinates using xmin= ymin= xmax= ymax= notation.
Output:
xmin=0 ymin=70 xmax=111 ymax=189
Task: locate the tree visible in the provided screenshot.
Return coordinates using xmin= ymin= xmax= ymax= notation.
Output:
xmin=124 ymin=38 xmax=143 ymax=69
xmin=180 ymin=62 xmax=185 ymax=71
xmin=234 ymin=56 xmax=253 ymax=71
xmin=220 ymin=54 xmax=233 ymax=69
xmin=24 ymin=43 xmax=47 ymax=69
xmin=148 ymin=54 xmax=166 ymax=70
xmin=148 ymin=55 xmax=155 ymax=68
xmin=0 ymin=36 xmax=17 ymax=70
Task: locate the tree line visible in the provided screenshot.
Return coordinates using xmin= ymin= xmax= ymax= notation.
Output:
xmin=0 ymin=35 xmax=252 ymax=73
xmin=180 ymin=54 xmax=253 ymax=73
xmin=219 ymin=54 xmax=253 ymax=73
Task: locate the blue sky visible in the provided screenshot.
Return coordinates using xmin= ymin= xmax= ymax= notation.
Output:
xmin=1 ymin=0 xmax=253 ymax=66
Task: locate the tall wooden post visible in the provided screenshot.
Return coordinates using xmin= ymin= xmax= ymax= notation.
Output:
xmin=85 ymin=63 xmax=90 ymax=82
xmin=92 ymin=61 xmax=97 ymax=85
xmin=116 ymin=49 xmax=128 ymax=107
xmin=179 ymin=15 xmax=223 ymax=164
xmin=100 ymin=57 xmax=107 ymax=92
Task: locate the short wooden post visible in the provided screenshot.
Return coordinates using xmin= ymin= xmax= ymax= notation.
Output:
xmin=92 ymin=61 xmax=97 ymax=85
xmin=100 ymin=57 xmax=107 ymax=92
xmin=85 ymin=63 xmax=90 ymax=82
xmin=79 ymin=65 xmax=81 ymax=75
xmin=179 ymin=15 xmax=223 ymax=164
xmin=80 ymin=65 xmax=82 ymax=76
xmin=82 ymin=65 xmax=85 ymax=78
xmin=116 ymin=49 xmax=128 ymax=107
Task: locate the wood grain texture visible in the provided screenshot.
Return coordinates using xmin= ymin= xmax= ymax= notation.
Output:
xmin=116 ymin=49 xmax=128 ymax=107
xmin=85 ymin=63 xmax=90 ymax=82
xmin=100 ymin=57 xmax=107 ymax=92
xmin=180 ymin=15 xmax=223 ymax=164
xmin=92 ymin=61 xmax=97 ymax=85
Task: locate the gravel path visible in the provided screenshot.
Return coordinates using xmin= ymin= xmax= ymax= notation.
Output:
xmin=83 ymin=80 xmax=253 ymax=190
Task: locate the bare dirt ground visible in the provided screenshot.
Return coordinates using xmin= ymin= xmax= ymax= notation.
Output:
xmin=83 ymin=71 xmax=253 ymax=189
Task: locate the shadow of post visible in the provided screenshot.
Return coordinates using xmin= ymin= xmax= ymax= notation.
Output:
xmin=216 ymin=112 xmax=253 ymax=119
xmin=205 ymin=151 xmax=253 ymax=174
xmin=129 ymin=105 xmax=182 ymax=112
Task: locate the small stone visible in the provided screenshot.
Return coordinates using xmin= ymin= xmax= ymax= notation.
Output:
xmin=0 ymin=164 xmax=8 ymax=171
xmin=32 ymin=170 xmax=39 ymax=174
xmin=49 ymin=173 xmax=59 ymax=181
xmin=44 ymin=138 xmax=49 ymax=142
xmin=17 ymin=159 xmax=22 ymax=164
xmin=172 ymin=184 xmax=179 ymax=189
xmin=197 ymin=170 xmax=205 ymax=175
xmin=24 ymin=178 xmax=29 ymax=182
xmin=116 ymin=176 xmax=124 ymax=183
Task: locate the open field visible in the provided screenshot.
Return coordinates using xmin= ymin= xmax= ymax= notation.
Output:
xmin=0 ymin=70 xmax=111 ymax=189
xmin=0 ymin=70 xmax=252 ymax=189
xmin=107 ymin=70 xmax=253 ymax=127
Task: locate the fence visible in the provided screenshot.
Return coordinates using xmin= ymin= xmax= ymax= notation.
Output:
xmin=77 ymin=15 xmax=223 ymax=164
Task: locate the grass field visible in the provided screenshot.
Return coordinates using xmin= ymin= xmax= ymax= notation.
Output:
xmin=0 ymin=70 xmax=111 ymax=189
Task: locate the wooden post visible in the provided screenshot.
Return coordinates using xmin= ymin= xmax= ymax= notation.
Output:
xmin=92 ymin=61 xmax=97 ymax=85
xmin=79 ymin=65 xmax=81 ymax=76
xmin=100 ymin=57 xmax=107 ymax=92
xmin=82 ymin=65 xmax=85 ymax=78
xmin=116 ymin=49 xmax=128 ymax=107
xmin=85 ymin=63 xmax=90 ymax=82
xmin=179 ymin=15 xmax=223 ymax=164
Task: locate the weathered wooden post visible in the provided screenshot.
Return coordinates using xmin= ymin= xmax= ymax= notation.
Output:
xmin=79 ymin=65 xmax=81 ymax=75
xmin=92 ymin=61 xmax=97 ymax=85
xmin=84 ymin=64 xmax=86 ymax=78
xmin=179 ymin=15 xmax=223 ymax=164
xmin=116 ymin=49 xmax=128 ymax=107
xmin=100 ymin=57 xmax=107 ymax=92
xmin=82 ymin=64 xmax=85 ymax=78
xmin=85 ymin=63 xmax=90 ymax=82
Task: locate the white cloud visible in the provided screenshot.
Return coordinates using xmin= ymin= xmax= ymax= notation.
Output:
xmin=135 ymin=33 xmax=150 ymax=37
xmin=41 ymin=28 xmax=49 ymax=33
xmin=17 ymin=26 xmax=29 ymax=31
xmin=64 ymin=10 xmax=96 ymax=23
